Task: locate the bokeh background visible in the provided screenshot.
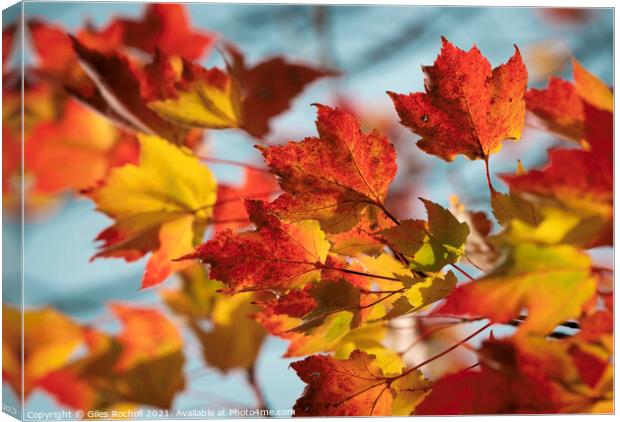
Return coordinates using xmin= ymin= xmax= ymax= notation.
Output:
xmin=3 ymin=2 xmax=614 ymax=416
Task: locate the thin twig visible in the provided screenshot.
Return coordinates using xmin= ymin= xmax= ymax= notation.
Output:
xmin=246 ymin=365 xmax=270 ymax=412
xmin=451 ymin=263 xmax=475 ymax=281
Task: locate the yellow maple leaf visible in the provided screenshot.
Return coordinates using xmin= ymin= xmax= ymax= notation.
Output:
xmin=86 ymin=134 xmax=217 ymax=288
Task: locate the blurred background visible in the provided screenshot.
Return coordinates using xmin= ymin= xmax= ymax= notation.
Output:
xmin=2 ymin=2 xmax=614 ymax=416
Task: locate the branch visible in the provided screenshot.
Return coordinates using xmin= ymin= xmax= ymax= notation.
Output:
xmin=246 ymin=365 xmax=270 ymax=413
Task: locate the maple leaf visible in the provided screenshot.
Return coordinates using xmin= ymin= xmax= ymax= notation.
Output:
xmin=326 ymin=207 xmax=395 ymax=257
xmin=161 ymin=263 xmax=220 ymax=319
xmin=39 ymin=304 xmax=186 ymax=411
xmin=182 ymin=200 xmax=330 ymax=293
xmin=84 ymin=134 xmax=217 ymax=289
xmin=383 ymin=271 xmax=457 ymax=320
xmin=25 ymin=100 xmax=119 ymax=194
xmin=258 ymin=104 xmax=397 ymax=233
xmin=415 ymin=340 xmax=556 ymax=415
xmin=109 ymin=303 xmax=184 ymax=371
xmin=388 ymin=37 xmax=528 ymax=161
xmin=147 ymin=59 xmax=243 ymax=130
xmin=118 ymin=3 xmax=217 ymax=60
xmin=525 ymin=77 xmax=584 ymax=141
xmin=525 ymin=59 xmax=612 ymax=141
xmin=70 ymin=37 xmax=189 ymax=144
xmin=436 ymin=242 xmax=596 ymax=334
xmin=253 ymin=273 xmax=397 ymax=359
xmin=27 ymin=19 xmax=124 ymax=93
xmin=572 ymin=59 xmax=613 ymax=113
xmin=2 ymin=305 xmax=84 ymax=397
xmin=418 ymin=334 xmax=612 ymax=414
xmin=214 ymin=167 xmax=279 ymax=232
xmin=189 ymin=291 xmax=266 ymax=372
xmin=380 ymin=199 xmax=469 ymax=272
xmin=497 ymin=205 xmax=610 ymax=249
xmin=254 ymin=287 xmax=353 ymax=357
xmin=502 ymin=102 xmax=612 ymax=247
xmin=292 ymin=350 xmax=430 ymax=416
xmin=287 ymin=279 xmax=365 ymax=334
xmin=146 ymin=48 xmax=336 ymax=137
xmin=229 ymin=48 xmax=339 ymax=137
xmin=333 ymin=324 xmax=406 ymax=376
xmin=28 ymin=20 xmax=83 ymax=81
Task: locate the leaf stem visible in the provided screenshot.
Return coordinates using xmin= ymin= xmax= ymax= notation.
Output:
xmin=376 ymin=202 xmax=401 ymax=226
xmin=483 ymin=157 xmax=496 ymax=195
xmin=389 ymin=322 xmax=493 ymax=382
xmin=197 ymin=156 xmax=271 ymax=173
xmin=318 ymin=264 xmax=402 ymax=282
xmin=450 ymin=263 xmax=475 ymax=281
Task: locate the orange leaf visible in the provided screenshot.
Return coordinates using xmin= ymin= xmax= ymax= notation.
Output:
xmin=232 ymin=50 xmax=339 ymax=137
xmin=109 ymin=303 xmax=183 ymax=372
xmin=119 ymin=4 xmax=217 ymax=60
xmin=70 ymin=37 xmax=188 ymax=144
xmin=214 ymin=167 xmax=279 ymax=232
xmin=182 ymin=200 xmax=330 ymax=293
xmin=25 ymin=100 xmax=118 ymax=194
xmin=258 ymin=104 xmax=397 ymax=233
xmin=389 ymin=37 xmax=527 ymax=161
xmin=525 ymin=77 xmax=584 ymax=141
xmin=2 ymin=305 xmax=84 ymax=398
xmin=292 ymin=350 xmax=429 ymax=416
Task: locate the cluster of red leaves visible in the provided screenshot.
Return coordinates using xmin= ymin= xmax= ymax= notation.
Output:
xmin=3 ymin=3 xmax=613 ymax=417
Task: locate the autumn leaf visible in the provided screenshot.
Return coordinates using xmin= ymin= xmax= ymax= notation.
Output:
xmin=525 ymin=59 xmax=612 ymax=141
xmin=118 ymin=3 xmax=217 ymax=60
xmin=572 ymin=59 xmax=613 ymax=112
xmin=147 ymin=60 xmax=243 ymax=130
xmin=182 ymin=200 xmax=330 ymax=292
xmin=161 ymin=263 xmax=219 ymax=319
xmin=436 ymin=243 xmax=596 ymax=335
xmin=292 ymin=350 xmax=430 ymax=416
xmin=389 ymin=36 xmax=528 ymax=161
xmin=417 ymin=336 xmax=612 ymax=414
xmin=254 ymin=287 xmax=352 ymax=357
xmin=84 ymin=134 xmax=217 ymax=288
xmin=383 ymin=271 xmax=457 ymax=320
xmin=254 ymin=276 xmax=396 ymax=358
xmin=28 ymin=20 xmax=85 ymax=82
xmin=70 ymin=37 xmax=189 ymax=144
xmin=415 ymin=340 xmax=557 ymax=415
xmin=258 ymin=104 xmax=397 ymax=233
xmin=525 ymin=76 xmax=584 ymax=141
xmin=501 ymin=102 xmax=612 ymax=247
xmin=497 ymin=205 xmax=611 ymax=249
xmin=327 ymin=207 xmax=395 ymax=257
xmin=289 ymin=279 xmax=363 ymax=332
xmin=25 ymin=100 xmax=119 ymax=194
xmin=146 ymin=48 xmax=335 ymax=137
xmin=39 ymin=304 xmax=186 ymax=411
xmin=189 ymin=291 xmax=266 ymax=372
xmin=380 ymin=199 xmax=469 ymax=272
xmin=2 ymin=305 xmax=84 ymax=397
xmin=109 ymin=303 xmax=184 ymax=372
xmin=214 ymin=167 xmax=279 ymax=232
xmin=230 ymin=48 xmax=339 ymax=137
xmin=27 ymin=19 xmax=125 ymax=92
